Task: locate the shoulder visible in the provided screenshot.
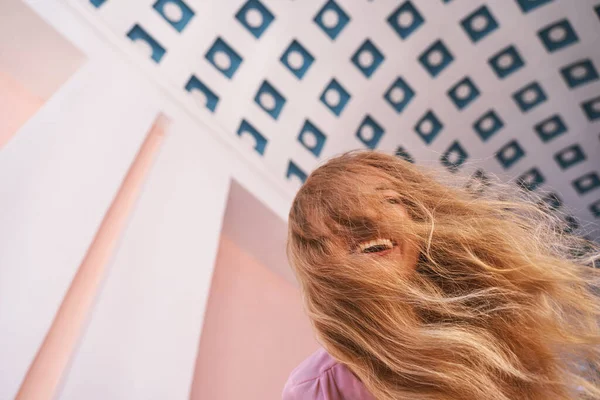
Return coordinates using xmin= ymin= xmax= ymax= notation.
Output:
xmin=282 ymin=348 xmax=374 ymax=400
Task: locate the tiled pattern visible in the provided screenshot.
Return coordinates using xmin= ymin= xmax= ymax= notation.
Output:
xmin=84 ymin=0 xmax=600 ymax=239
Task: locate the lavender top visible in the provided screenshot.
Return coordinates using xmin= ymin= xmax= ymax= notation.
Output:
xmin=282 ymin=348 xmax=375 ymax=400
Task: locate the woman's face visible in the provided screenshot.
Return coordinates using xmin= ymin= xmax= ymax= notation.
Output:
xmin=350 ymin=188 xmax=421 ymax=272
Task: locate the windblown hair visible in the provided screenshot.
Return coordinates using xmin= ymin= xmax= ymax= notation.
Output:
xmin=287 ymin=151 xmax=600 ymax=400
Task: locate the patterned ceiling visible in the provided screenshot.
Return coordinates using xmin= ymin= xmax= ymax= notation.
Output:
xmin=79 ymin=0 xmax=599 ymax=239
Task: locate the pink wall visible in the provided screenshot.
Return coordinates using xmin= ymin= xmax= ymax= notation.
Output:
xmin=0 ymin=70 xmax=43 ymax=148
xmin=0 ymin=0 xmax=85 ymax=149
xmin=0 ymin=0 xmax=85 ymax=101
xmin=190 ymin=235 xmax=318 ymax=400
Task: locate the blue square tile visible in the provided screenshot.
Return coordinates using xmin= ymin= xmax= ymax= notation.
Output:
xmin=384 ymin=77 xmax=415 ymax=113
xmin=235 ymin=0 xmax=275 ymax=39
xmin=488 ymin=45 xmax=525 ymax=79
xmin=560 ymin=59 xmax=599 ymax=89
xmin=554 ymin=144 xmax=586 ymax=170
xmin=573 ymin=172 xmax=600 ymax=195
xmin=562 ymin=215 xmax=579 ymax=234
xmin=517 ymin=167 xmax=545 ymax=191
xmin=538 ymin=19 xmax=578 ymax=53
xmin=581 ymin=96 xmax=600 ymax=121
xmin=387 ymin=1 xmax=425 ymax=40
xmin=448 ymin=76 xmax=480 ymax=110
xmin=286 ymin=161 xmax=307 ymax=184
xmin=539 ymin=192 xmax=562 ymax=210
xmin=320 ymin=79 xmax=351 ymax=117
xmin=280 ymin=40 xmax=314 ymax=80
xmin=153 ymin=0 xmax=195 ymax=32
xmin=254 ymin=80 xmax=286 ymax=120
xmin=466 ymin=169 xmax=490 ymax=194
xmin=314 ymin=0 xmax=350 ymax=40
xmin=298 ymin=120 xmax=326 ymax=157
xmin=461 ymin=6 xmax=499 ymax=43
xmin=237 ymin=120 xmax=267 ymax=155
xmin=127 ymin=24 xmax=166 ymax=63
xmin=590 ymin=199 xmax=600 ymax=217
xmin=414 ymin=110 xmax=443 ymax=144
xmin=534 ymin=114 xmax=567 ymax=142
xmin=90 ymin=0 xmax=106 ymax=7
xmin=205 ymin=37 xmax=243 ymax=79
xmin=473 ymin=110 xmax=504 ymax=142
xmin=512 ymin=81 xmax=547 ymax=113
xmin=351 ymin=39 xmax=385 ymax=78
xmin=395 ymin=146 xmax=415 ymax=163
xmin=440 ymin=141 xmax=468 ymax=172
xmin=356 ymin=115 xmax=384 ymax=149
xmin=418 ymin=40 xmax=454 ymax=78
xmin=185 ymin=75 xmax=219 ymax=112
xmin=495 ymin=139 xmax=526 ymax=169
xmin=515 ymin=0 xmax=553 ymax=13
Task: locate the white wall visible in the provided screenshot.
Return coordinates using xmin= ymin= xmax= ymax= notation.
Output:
xmin=0 ymin=1 xmax=295 ymax=398
xmin=0 ymin=59 xmax=161 ymax=399
xmin=57 ymin=112 xmax=231 ymax=400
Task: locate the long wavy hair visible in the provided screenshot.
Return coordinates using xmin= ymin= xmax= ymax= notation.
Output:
xmin=287 ymin=151 xmax=600 ymax=400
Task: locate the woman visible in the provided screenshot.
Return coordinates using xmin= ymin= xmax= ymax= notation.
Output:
xmin=282 ymin=151 xmax=600 ymax=400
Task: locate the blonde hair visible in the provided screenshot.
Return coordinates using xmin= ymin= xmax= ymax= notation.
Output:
xmin=287 ymin=151 xmax=600 ymax=400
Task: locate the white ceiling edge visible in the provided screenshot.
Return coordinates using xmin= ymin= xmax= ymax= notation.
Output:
xmin=26 ymin=0 xmax=299 ymax=222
